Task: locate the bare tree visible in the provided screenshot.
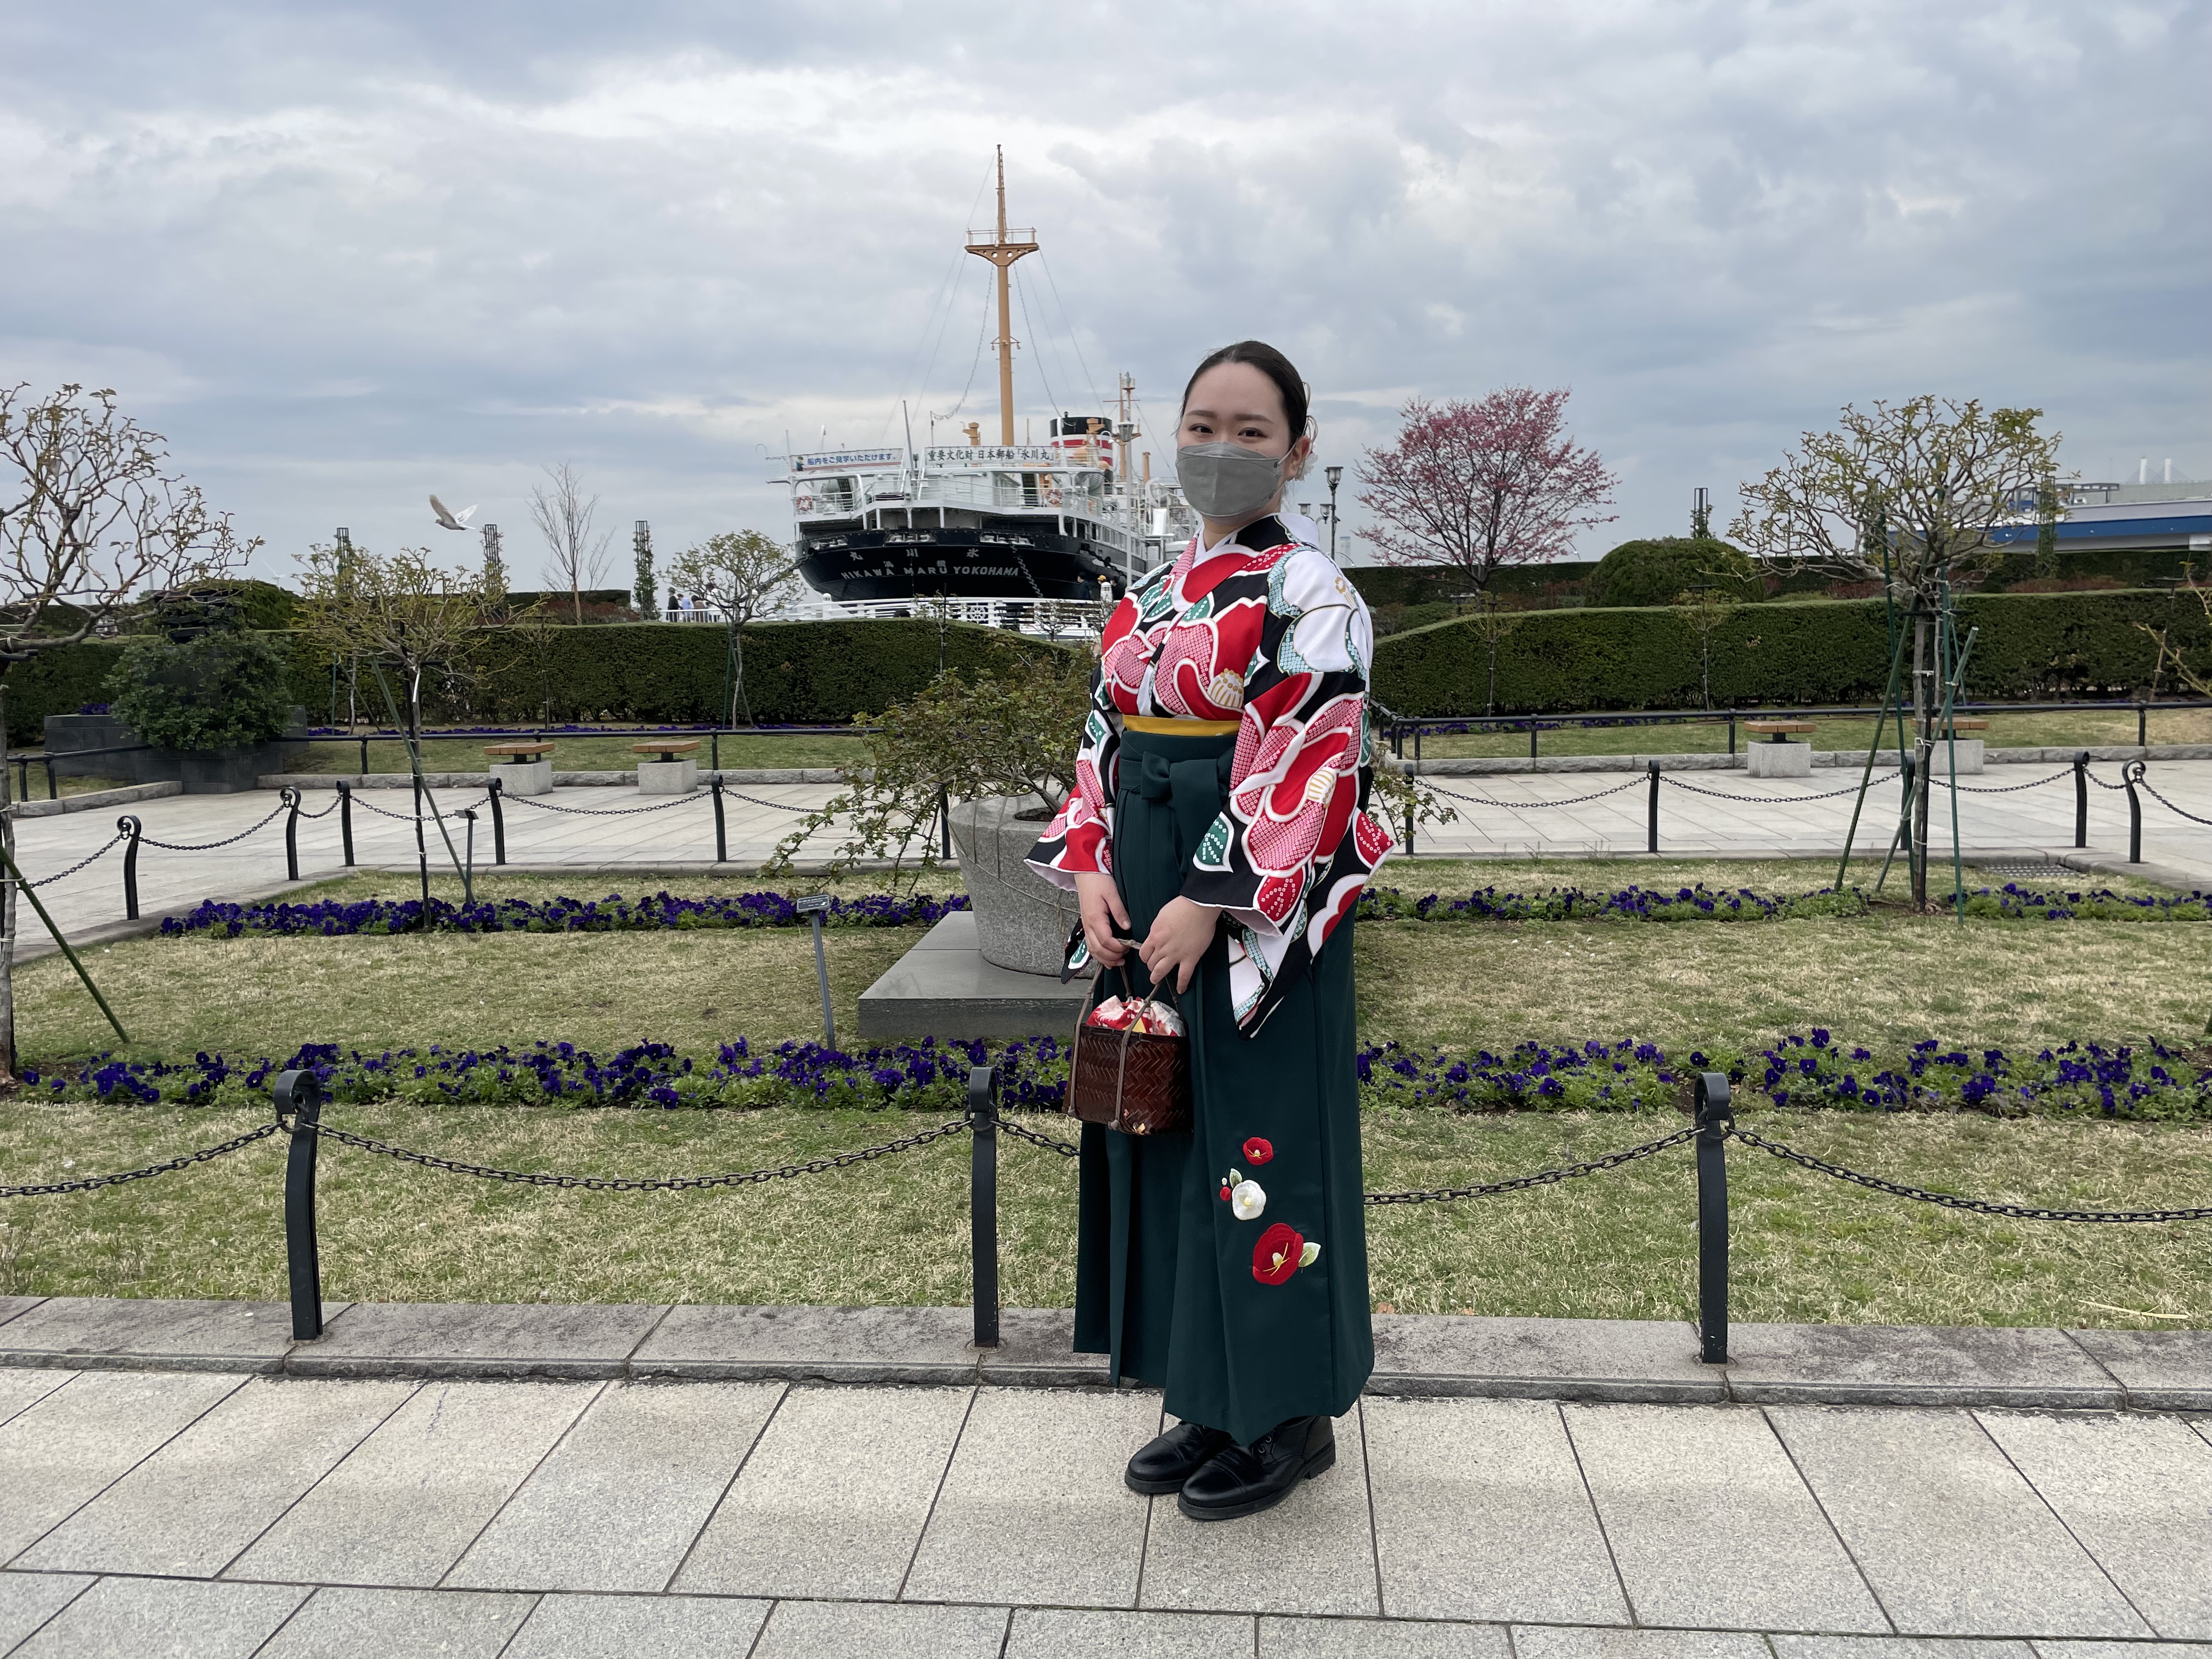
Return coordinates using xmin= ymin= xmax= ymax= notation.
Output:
xmin=294 ymin=541 xmax=495 ymax=906
xmin=527 ymin=462 xmax=613 ymax=624
xmin=1730 ymin=397 xmax=2063 ymax=907
xmin=668 ymin=531 xmax=803 ymax=726
xmin=1357 ymin=388 xmax=1617 ymax=593
xmin=0 ymin=383 xmax=252 ymax=1081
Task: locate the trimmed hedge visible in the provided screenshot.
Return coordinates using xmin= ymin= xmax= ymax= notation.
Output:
xmin=1372 ymin=588 xmax=2212 ymax=716
xmin=10 ymin=619 xmax=1071 ymax=738
xmin=1585 ymin=538 xmax=1759 ymax=609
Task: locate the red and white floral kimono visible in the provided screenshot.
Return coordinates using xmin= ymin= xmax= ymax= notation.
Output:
xmin=1027 ymin=514 xmax=1395 ymax=1032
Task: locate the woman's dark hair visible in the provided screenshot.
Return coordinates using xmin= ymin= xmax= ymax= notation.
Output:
xmin=1180 ymin=340 xmax=1310 ymax=441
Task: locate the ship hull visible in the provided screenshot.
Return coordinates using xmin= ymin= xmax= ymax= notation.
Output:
xmin=795 ymin=526 xmax=1114 ymax=602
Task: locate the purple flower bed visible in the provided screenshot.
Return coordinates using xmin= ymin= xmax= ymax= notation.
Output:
xmin=27 ymin=1030 xmax=2208 ymax=1120
xmin=162 ymin=890 xmax=970 ymax=938
xmin=1759 ymin=1030 xmax=2212 ymax=1120
xmin=1358 ymin=883 xmax=1872 ymax=922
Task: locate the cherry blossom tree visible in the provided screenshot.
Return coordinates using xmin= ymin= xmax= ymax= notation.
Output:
xmin=1355 ymin=388 xmax=1617 ymax=592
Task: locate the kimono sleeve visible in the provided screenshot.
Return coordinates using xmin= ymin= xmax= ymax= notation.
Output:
xmin=1024 ymin=663 xmax=1120 ymax=887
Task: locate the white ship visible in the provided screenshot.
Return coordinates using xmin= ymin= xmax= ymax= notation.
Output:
xmin=780 ymin=151 xmax=1199 ymax=631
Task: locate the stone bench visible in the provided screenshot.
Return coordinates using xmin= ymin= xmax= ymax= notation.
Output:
xmin=633 ymin=740 xmax=700 ymax=794
xmin=485 ymin=742 xmax=556 ymax=796
xmin=1742 ymin=720 xmax=1815 ymax=778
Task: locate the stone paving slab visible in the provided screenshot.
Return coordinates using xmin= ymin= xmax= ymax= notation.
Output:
xmin=753 ymin=1598 xmax=1011 ymax=1657
xmin=0 ymin=1299 xmax=42 ymax=1331
xmin=1975 ymin=1409 xmax=2212 ymax=1639
xmin=0 ymin=1299 xmax=318 ymax=1374
xmin=14 ymin=1376 xmax=416 ymax=1579
xmin=978 ymin=1306 xmax=1115 ymax=1388
xmin=295 ymin=1300 xmax=670 ymax=1380
xmin=670 ymin=1383 xmax=973 ymax=1600
xmin=1562 ymin=1401 xmax=1887 ymax=1633
xmin=224 ymin=1379 xmax=595 ymax=1588
xmin=0 ymin=1370 xmax=245 ymax=1562
xmin=10 ymin=1575 xmax=308 ymax=1659
xmin=0 ymin=1573 xmax=93 ymax=1653
xmin=1371 ymin=1315 xmax=1722 ymax=1403
xmin=1260 ymin=1616 xmax=1511 ymax=1657
xmin=501 ymin=1589 xmax=773 ymax=1657
xmin=2062 ymin=1328 xmax=2212 ymax=1412
xmin=1721 ymin=1322 xmax=2125 ymax=1409
xmin=256 ymin=1585 xmax=537 ymax=1657
xmin=1008 ymin=1607 xmax=1257 ymax=1658
xmin=1766 ymin=1405 xmax=2150 ymax=1638
xmin=631 ymin=1302 xmax=985 ymax=1384
xmin=0 ymin=1369 xmax=71 ymax=1431
xmin=443 ymin=1379 xmax=783 ymax=1594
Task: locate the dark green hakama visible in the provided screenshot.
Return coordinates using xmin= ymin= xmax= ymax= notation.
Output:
xmin=1071 ymin=724 xmax=1372 ymax=1444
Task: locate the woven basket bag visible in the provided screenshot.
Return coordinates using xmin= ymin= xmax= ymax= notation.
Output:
xmin=1066 ymin=967 xmax=1192 ymax=1136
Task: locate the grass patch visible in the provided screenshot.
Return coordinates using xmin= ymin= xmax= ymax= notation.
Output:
xmin=286 ymin=731 xmax=866 ymax=775
xmin=2 ymin=1101 xmax=2205 ymax=1328
xmin=1413 ymin=707 xmax=2208 ymax=759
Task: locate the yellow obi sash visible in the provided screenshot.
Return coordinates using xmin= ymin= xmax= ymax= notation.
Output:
xmin=1122 ymin=715 xmax=1240 ymax=736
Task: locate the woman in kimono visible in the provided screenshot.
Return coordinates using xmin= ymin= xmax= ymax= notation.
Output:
xmin=1027 ymin=340 xmax=1394 ymax=1522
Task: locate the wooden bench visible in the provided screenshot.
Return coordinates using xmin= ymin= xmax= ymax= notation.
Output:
xmin=484 ymin=742 xmax=555 ymax=760
xmin=1940 ymin=717 xmax=1989 ymax=733
xmin=1742 ymin=720 xmax=1816 ymax=743
xmin=633 ymin=739 xmax=701 ymax=764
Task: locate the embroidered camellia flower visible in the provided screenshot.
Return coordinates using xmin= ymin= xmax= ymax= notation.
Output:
xmin=1242 ymin=1137 xmax=1273 ymax=1165
xmin=1230 ymin=1180 xmax=1266 ymax=1221
xmin=1252 ymin=1222 xmax=1306 ymax=1285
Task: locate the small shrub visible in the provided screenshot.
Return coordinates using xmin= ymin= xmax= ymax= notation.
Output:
xmin=104 ymin=628 xmax=293 ymax=751
xmin=1587 ymin=537 xmax=1762 ymax=610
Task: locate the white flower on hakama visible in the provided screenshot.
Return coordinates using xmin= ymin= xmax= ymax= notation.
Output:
xmin=1230 ymin=1180 xmax=1267 ymax=1221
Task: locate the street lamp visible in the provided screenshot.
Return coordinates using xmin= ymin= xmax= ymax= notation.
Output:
xmin=1324 ymin=465 xmax=1344 ymax=562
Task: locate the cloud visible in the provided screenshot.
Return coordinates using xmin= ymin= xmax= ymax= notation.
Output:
xmin=0 ymin=0 xmax=2204 ymax=577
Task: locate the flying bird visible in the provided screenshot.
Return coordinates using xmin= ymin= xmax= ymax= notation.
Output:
xmin=429 ymin=494 xmax=479 ymax=531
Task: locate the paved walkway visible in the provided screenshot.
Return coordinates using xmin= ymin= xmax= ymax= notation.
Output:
xmin=1 ymin=1300 xmax=2209 ymax=1655
xmin=3 ymin=1361 xmax=2211 ymax=1655
xmin=10 ymin=759 xmax=2211 ymax=949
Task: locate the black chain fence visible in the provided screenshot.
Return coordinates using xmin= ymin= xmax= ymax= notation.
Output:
xmin=1662 ymin=771 xmax=1901 ymax=804
xmin=136 ymin=802 xmax=289 ymax=851
xmin=1424 ymin=776 xmax=1644 ymax=810
xmin=20 ymin=831 xmax=125 ymax=890
xmin=1364 ymin=1125 xmax=1700 ymax=1205
xmin=0 ymin=1119 xmax=284 ymax=1199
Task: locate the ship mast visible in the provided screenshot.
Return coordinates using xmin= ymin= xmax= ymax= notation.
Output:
xmin=963 ymin=147 xmax=1039 ymax=446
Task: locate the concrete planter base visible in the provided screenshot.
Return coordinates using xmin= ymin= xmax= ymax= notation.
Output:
xmin=1746 ymin=740 xmax=1812 ymax=779
xmin=948 ymin=795 xmax=1083 ymax=976
xmin=492 ymin=759 xmax=553 ymax=796
xmin=46 ymin=710 xmax=307 ymax=793
xmin=637 ymin=758 xmax=698 ymax=795
xmin=1934 ymin=738 xmax=1986 ymax=775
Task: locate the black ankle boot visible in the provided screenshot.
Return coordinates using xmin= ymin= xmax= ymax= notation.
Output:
xmin=1175 ymin=1415 xmax=1335 ymax=1522
xmin=1125 ymin=1420 xmax=1234 ymax=1495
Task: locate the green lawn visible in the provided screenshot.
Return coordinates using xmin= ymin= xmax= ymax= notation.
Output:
xmin=7 ymin=856 xmax=2209 ymax=1325
xmin=1409 ymin=706 xmax=2204 ymax=760
xmin=280 ymin=730 xmax=868 ymax=775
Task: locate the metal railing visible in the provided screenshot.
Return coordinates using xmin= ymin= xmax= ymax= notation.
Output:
xmin=8 ymin=1065 xmax=2211 ymax=1364
xmin=1386 ymin=698 xmax=2212 ymax=763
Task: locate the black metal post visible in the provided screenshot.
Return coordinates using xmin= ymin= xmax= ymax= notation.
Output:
xmin=276 ymin=1068 xmax=325 ymax=1341
xmin=2124 ymin=759 xmax=2143 ymax=864
xmin=968 ymin=1064 xmax=1000 ymax=1350
xmin=1403 ymin=798 xmax=1415 ymax=857
xmin=43 ymin=755 xmax=55 ymax=801
xmin=1646 ymin=761 xmax=1660 ymax=854
xmin=2073 ymin=752 xmax=2089 ymax=849
xmin=487 ymin=775 xmax=506 ymax=866
xmin=711 ymin=731 xmax=720 ymax=771
xmin=798 ymin=896 xmax=837 ymax=1048
xmin=1728 ymin=712 xmax=1737 ymax=755
xmin=1695 ymin=1071 xmax=1733 ymax=1363
xmin=2139 ymin=701 xmax=2148 ymax=747
xmin=460 ymin=809 xmax=477 ymax=906
xmin=712 ymin=775 xmax=728 ymax=863
xmin=119 ymin=814 xmax=143 ymax=921
xmin=1414 ymin=725 xmax=1422 ymax=765
xmin=358 ymin=734 xmax=369 ymax=774
xmin=1529 ymin=721 xmax=1538 ymax=760
xmin=938 ymin=786 xmax=952 ymax=860
xmin=1899 ymin=754 xmax=1916 ymax=858
xmin=281 ymin=787 xmax=301 ymax=881
xmin=337 ymin=781 xmax=355 ymax=866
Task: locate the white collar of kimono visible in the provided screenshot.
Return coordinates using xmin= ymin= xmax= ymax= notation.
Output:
xmin=1194 ymin=510 xmax=1320 ymax=563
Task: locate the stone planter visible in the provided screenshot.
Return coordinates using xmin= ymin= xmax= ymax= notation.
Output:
xmin=492 ymin=759 xmax=553 ymax=796
xmin=44 ymin=710 xmax=307 ymax=793
xmin=1745 ymin=740 xmax=1811 ymax=780
xmin=948 ymin=794 xmax=1084 ymax=977
xmin=637 ymin=758 xmax=698 ymax=795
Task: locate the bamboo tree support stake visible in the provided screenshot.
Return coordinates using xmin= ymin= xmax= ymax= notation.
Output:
xmin=1833 ymin=618 xmax=1913 ymax=890
xmin=0 ymin=846 xmax=128 ymax=1043
xmin=1935 ymin=611 xmax=1979 ymax=923
xmin=371 ymin=664 xmax=471 ymax=905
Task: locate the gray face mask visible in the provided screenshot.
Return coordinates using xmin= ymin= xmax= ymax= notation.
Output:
xmin=1176 ymin=442 xmax=1285 ymax=521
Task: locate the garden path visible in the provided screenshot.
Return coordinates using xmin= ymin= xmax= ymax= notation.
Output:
xmin=0 ymin=1352 xmax=2208 ymax=1656
xmin=10 ymin=759 xmax=2211 ymax=951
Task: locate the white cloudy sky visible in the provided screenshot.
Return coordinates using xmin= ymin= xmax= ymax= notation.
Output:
xmin=3 ymin=1 xmax=2206 ymax=585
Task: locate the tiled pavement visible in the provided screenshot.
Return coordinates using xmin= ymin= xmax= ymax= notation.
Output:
xmin=14 ymin=758 xmax=2212 ymax=949
xmin=2 ymin=1365 xmax=2210 ymax=1656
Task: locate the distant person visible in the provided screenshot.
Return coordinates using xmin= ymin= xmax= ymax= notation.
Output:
xmin=1028 ymin=340 xmax=1391 ymax=1522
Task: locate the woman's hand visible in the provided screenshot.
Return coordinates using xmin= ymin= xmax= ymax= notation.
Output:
xmin=1073 ymin=870 xmax=1132 ymax=967
xmin=1137 ymin=895 xmax=1217 ymax=994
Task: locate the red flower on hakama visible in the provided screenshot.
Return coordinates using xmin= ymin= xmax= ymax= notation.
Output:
xmin=1252 ymin=1222 xmax=1305 ymax=1285
xmin=1242 ymin=1137 xmax=1273 ymax=1165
